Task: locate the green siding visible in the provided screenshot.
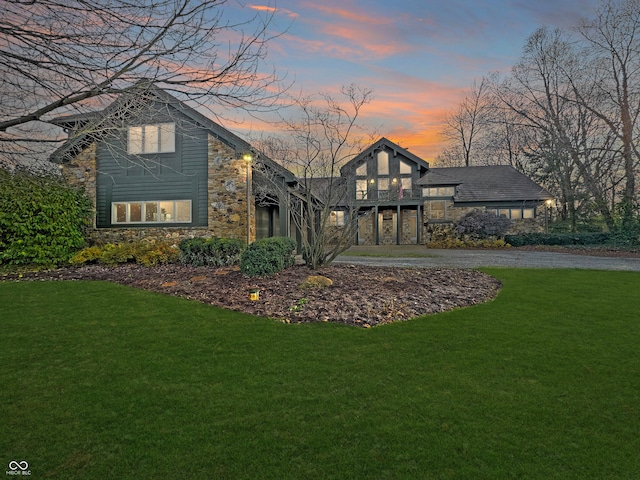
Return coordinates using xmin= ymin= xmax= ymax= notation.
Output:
xmin=95 ymin=104 xmax=208 ymax=228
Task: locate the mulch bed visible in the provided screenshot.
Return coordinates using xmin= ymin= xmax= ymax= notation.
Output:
xmin=4 ymin=264 xmax=502 ymax=327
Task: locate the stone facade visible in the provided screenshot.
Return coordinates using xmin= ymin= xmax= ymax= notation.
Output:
xmin=88 ymin=227 xmax=211 ymax=245
xmin=61 ymin=143 xmax=97 ymax=227
xmin=423 ymin=204 xmax=547 ymax=243
xmin=207 ymin=135 xmax=255 ymax=243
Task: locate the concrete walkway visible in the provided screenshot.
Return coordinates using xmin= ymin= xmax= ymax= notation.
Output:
xmin=334 ymin=245 xmax=640 ymax=271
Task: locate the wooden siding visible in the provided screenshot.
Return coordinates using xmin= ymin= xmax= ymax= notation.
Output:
xmin=95 ymin=103 xmax=209 ymax=228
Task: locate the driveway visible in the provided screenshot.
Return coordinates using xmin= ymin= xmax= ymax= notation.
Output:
xmin=335 ymin=245 xmax=640 ymax=271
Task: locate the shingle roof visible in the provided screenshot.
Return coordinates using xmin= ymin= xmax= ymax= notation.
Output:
xmin=49 ymin=83 xmax=296 ymax=183
xmin=340 ymin=137 xmax=429 ymax=176
xmin=417 ymin=165 xmax=553 ymax=202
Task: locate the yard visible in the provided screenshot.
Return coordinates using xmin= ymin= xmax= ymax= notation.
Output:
xmin=1 ymin=268 xmax=639 ymax=479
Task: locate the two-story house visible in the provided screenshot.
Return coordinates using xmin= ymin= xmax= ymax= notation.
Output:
xmin=339 ymin=138 xmax=553 ymax=245
xmin=50 ymin=83 xmax=299 ymax=246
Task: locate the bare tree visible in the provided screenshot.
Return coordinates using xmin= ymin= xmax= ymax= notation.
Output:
xmin=495 ymin=27 xmax=620 ymax=230
xmin=253 ymin=84 xmax=375 ymax=269
xmin=440 ymin=77 xmax=494 ymax=167
xmin=576 ymin=0 xmax=640 ymax=228
xmin=0 ymin=0 xmax=287 ymax=169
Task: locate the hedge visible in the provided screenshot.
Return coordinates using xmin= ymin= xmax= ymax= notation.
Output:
xmin=179 ymin=237 xmax=245 ymax=267
xmin=505 ymin=232 xmax=612 ymax=247
xmin=0 ymin=170 xmax=92 ymax=266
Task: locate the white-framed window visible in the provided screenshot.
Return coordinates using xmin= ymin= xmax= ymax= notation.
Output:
xmin=128 ymin=123 xmax=175 ymax=154
xmin=327 ymin=210 xmax=346 ymax=227
xmin=112 ymin=200 xmax=191 ymax=224
xmin=487 ymin=207 xmax=535 ymax=219
xmin=422 ymin=186 xmax=455 ymax=197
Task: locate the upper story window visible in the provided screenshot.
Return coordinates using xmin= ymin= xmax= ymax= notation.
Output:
xmin=377 ymin=151 xmax=389 ymax=175
xmin=128 ymin=123 xmax=175 ymax=154
xmin=422 ymin=186 xmax=455 ymax=197
xmin=400 ymin=160 xmax=412 ymax=174
xmin=355 ymin=163 xmax=367 ymax=176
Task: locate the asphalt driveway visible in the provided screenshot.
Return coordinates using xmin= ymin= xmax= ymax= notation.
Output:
xmin=335 ymin=245 xmax=640 ymax=271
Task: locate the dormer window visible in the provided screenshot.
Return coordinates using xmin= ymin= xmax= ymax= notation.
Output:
xmin=128 ymin=123 xmax=175 ymax=154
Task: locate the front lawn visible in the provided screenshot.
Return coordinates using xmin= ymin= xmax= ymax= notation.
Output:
xmin=1 ymin=269 xmax=639 ymax=479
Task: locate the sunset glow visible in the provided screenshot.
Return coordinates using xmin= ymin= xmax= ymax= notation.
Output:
xmin=232 ymin=0 xmax=601 ymax=161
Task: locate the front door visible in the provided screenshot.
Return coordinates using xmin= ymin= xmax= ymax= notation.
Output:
xmin=378 ymin=209 xmax=397 ymax=245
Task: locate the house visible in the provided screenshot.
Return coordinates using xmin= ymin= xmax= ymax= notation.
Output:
xmin=50 ymin=87 xmax=552 ymax=248
xmin=50 ymin=83 xmax=299 ymax=246
xmin=337 ymin=137 xmax=553 ymax=245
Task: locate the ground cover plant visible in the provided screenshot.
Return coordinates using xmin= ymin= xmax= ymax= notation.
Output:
xmin=1 ymin=269 xmax=639 ymax=479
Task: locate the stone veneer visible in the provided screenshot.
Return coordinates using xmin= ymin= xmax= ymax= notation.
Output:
xmin=60 ymin=136 xmax=258 ymax=245
xmin=207 ymin=135 xmax=255 ymax=243
xmin=61 ymin=143 xmax=97 ymax=228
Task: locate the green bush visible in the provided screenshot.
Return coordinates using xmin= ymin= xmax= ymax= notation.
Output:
xmin=70 ymin=241 xmax=179 ymax=267
xmin=505 ymin=232 xmax=612 ymax=247
xmin=179 ymin=237 xmax=245 ymax=267
xmin=0 ymin=170 xmax=92 ymax=266
xmin=240 ymin=236 xmax=296 ymax=277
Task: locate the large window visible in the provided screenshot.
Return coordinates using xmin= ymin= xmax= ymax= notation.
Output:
xmin=487 ymin=207 xmax=535 ymax=219
xmin=377 ymin=151 xmax=389 ymax=175
xmin=128 ymin=123 xmax=175 ymax=154
xmin=428 ymin=200 xmax=447 ymax=220
xmin=423 ymin=186 xmax=455 ymax=197
xmin=112 ymin=200 xmax=191 ymax=224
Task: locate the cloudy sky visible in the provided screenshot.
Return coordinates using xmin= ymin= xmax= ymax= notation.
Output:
xmin=230 ymin=0 xmax=602 ymax=161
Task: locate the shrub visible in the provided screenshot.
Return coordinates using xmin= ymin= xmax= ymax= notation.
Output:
xmin=70 ymin=241 xmax=179 ymax=267
xmin=427 ymin=238 xmax=510 ymax=249
xmin=455 ymin=210 xmax=511 ymax=240
xmin=505 ymin=232 xmax=612 ymax=247
xmin=240 ymin=236 xmax=296 ymax=277
xmin=179 ymin=237 xmax=245 ymax=267
xmin=0 ymin=170 xmax=92 ymax=266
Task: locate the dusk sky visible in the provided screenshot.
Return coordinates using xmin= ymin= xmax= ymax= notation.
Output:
xmin=225 ymin=0 xmax=603 ymax=162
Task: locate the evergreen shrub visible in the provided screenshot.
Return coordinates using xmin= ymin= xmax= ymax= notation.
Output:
xmin=0 ymin=170 xmax=91 ymax=266
xmin=505 ymin=232 xmax=611 ymax=247
xmin=240 ymin=236 xmax=296 ymax=277
xmin=178 ymin=237 xmax=245 ymax=267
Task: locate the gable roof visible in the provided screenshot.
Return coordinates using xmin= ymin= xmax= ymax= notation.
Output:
xmin=418 ymin=165 xmax=553 ymax=203
xmin=49 ymin=83 xmax=296 ymax=183
xmin=340 ymin=137 xmax=429 ymax=175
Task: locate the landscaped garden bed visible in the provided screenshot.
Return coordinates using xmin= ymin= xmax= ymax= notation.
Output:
xmin=4 ymin=264 xmax=501 ymax=327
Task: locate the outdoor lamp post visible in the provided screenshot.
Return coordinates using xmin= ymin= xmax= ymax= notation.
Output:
xmin=243 ymin=153 xmax=253 ymax=245
xmin=544 ymin=199 xmax=553 ymax=233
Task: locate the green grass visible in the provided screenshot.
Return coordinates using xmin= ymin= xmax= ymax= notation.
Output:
xmin=1 ymin=270 xmax=639 ymax=479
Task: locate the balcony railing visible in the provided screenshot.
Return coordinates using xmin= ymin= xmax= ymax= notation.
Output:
xmin=375 ymin=189 xmax=419 ymax=201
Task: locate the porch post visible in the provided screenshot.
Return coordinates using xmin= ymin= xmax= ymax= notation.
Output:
xmin=416 ymin=204 xmax=421 ymax=244
xmin=396 ymin=205 xmax=401 ymax=245
xmin=374 ymin=205 xmax=379 ymax=245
